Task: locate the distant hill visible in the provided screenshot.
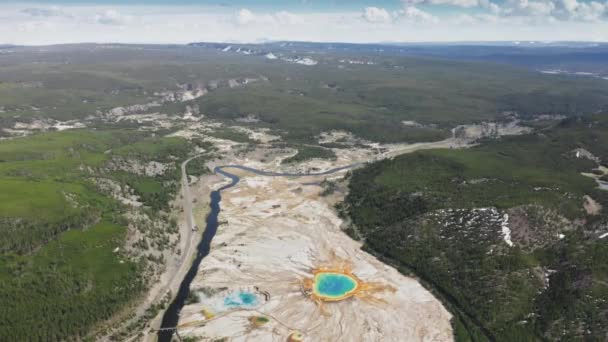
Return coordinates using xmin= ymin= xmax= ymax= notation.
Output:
xmin=189 ymin=40 xmax=608 ymax=77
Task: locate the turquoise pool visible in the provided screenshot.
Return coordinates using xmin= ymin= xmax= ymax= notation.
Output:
xmin=223 ymin=291 xmax=259 ymax=308
xmin=313 ymin=272 xmax=358 ymax=301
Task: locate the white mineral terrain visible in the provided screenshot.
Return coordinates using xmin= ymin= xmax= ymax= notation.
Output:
xmin=175 ymin=147 xmax=455 ymax=341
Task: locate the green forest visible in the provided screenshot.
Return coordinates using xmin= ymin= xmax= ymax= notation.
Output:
xmin=343 ymin=114 xmax=608 ymax=341
xmin=0 ymin=130 xmax=204 ymax=340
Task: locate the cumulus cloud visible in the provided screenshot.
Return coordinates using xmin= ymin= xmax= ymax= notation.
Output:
xmin=429 ymin=0 xmax=483 ymax=7
xmin=562 ymin=0 xmax=580 ymax=12
xmin=396 ymin=6 xmax=440 ymax=23
xmin=498 ymin=0 xmax=608 ymax=21
xmin=402 ymin=0 xmax=607 ymax=22
xmin=500 ymin=0 xmax=556 ymax=17
xmin=235 ymin=8 xmax=255 ymax=25
xmin=362 ymin=7 xmax=392 ymax=23
xmin=485 ymin=2 xmax=502 ymax=14
xmin=1 ymin=3 xmax=607 ymax=45
xmin=400 ymin=0 xmax=501 ymax=18
xmin=554 ymin=0 xmax=608 ymax=21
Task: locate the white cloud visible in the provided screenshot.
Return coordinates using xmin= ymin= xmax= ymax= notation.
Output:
xmin=403 ymin=0 xmax=607 ymax=22
xmin=452 ymin=12 xmax=504 ymax=24
xmin=401 ymin=0 xmax=426 ymax=5
xmin=18 ymin=20 xmax=55 ymax=33
xmin=428 ymin=0 xmax=484 ymax=8
xmin=487 ymin=2 xmax=502 ymax=14
xmin=561 ymin=0 xmax=608 ymax=21
xmin=235 ymin=8 xmax=302 ymax=26
xmin=498 ymin=0 xmax=608 ymax=21
xmin=235 ymin=8 xmax=256 ymax=25
xmin=402 ymin=0 xmax=495 ymax=8
xmin=362 ymin=7 xmax=392 ymax=23
xmin=274 ymin=11 xmax=302 ymax=25
xmin=562 ymin=0 xmax=580 ymax=12
xmin=0 ymin=3 xmax=607 ymax=45
xmin=94 ymin=9 xmax=132 ymax=25
xmin=501 ymin=0 xmax=556 ymax=16
xmin=396 ymin=6 xmax=440 ymax=23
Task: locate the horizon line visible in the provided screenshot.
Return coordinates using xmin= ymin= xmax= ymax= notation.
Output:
xmin=3 ymin=40 xmax=608 ymax=48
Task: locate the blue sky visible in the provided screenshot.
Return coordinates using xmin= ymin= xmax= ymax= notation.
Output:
xmin=2 ymin=0 xmax=607 ymax=44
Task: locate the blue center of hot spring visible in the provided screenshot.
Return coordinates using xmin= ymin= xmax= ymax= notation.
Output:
xmin=313 ymin=272 xmax=357 ymax=299
xmin=223 ymin=291 xmax=258 ymax=308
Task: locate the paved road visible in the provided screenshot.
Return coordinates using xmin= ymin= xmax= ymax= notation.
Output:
xmin=181 ymin=156 xmax=199 ymax=246
xmin=134 ymin=154 xmax=206 ymax=342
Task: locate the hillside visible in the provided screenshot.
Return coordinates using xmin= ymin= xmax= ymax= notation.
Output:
xmin=342 ymin=114 xmax=608 ymax=341
xmin=0 ymin=130 xmax=211 ymax=340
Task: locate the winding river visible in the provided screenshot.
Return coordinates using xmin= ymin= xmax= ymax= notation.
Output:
xmin=158 ymin=163 xmax=360 ymax=341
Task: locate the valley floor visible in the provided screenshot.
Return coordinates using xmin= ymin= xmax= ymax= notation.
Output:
xmin=158 ymin=140 xmax=469 ymax=341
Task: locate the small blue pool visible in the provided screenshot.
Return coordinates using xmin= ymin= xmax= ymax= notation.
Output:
xmin=223 ymin=291 xmax=259 ymax=308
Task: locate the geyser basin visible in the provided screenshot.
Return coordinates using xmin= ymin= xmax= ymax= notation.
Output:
xmin=313 ymin=272 xmax=359 ymax=301
xmin=301 ymin=255 xmax=396 ymax=314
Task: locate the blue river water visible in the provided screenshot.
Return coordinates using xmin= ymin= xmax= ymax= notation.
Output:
xmin=158 ymin=163 xmax=360 ymax=341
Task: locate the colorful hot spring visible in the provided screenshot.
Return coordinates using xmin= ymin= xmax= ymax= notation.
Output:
xmin=312 ymin=272 xmax=358 ymax=301
xmin=249 ymin=315 xmax=270 ymax=328
xmin=223 ymin=291 xmax=259 ymax=308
